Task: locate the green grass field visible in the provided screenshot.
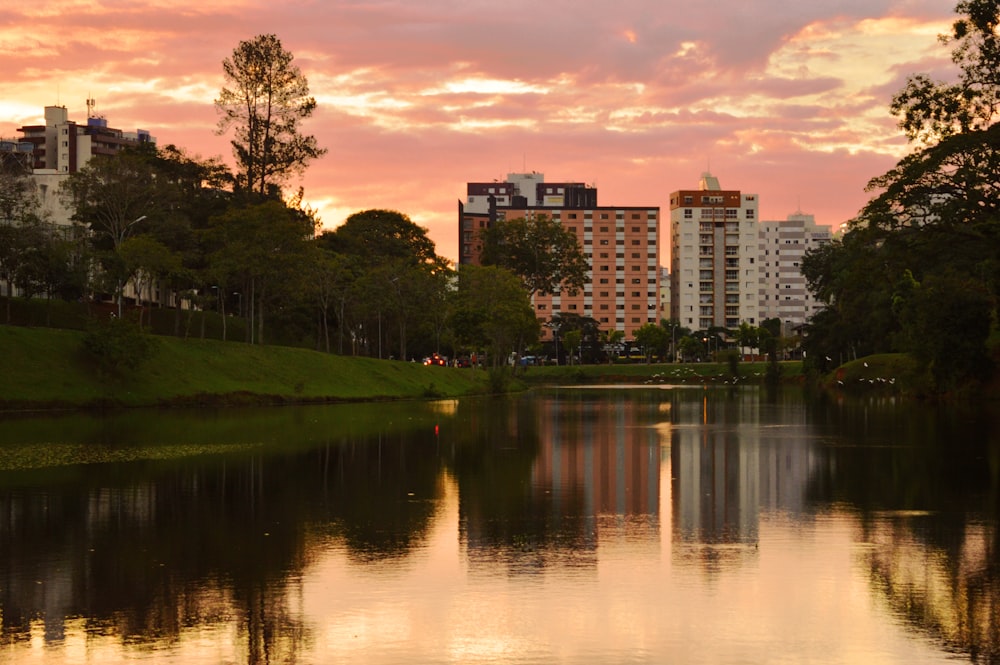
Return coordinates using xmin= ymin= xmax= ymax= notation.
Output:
xmin=0 ymin=325 xmax=491 ymax=409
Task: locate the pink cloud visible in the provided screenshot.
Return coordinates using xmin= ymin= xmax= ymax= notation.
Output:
xmin=0 ymin=0 xmax=964 ymax=263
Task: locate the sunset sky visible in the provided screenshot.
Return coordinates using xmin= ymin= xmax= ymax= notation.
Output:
xmin=1 ymin=0 xmax=962 ymax=262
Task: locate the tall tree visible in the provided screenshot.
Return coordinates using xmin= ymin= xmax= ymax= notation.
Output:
xmin=215 ymin=34 xmax=326 ymax=198
xmin=479 ymin=214 xmax=588 ymax=298
xmin=208 ymin=200 xmax=316 ymax=344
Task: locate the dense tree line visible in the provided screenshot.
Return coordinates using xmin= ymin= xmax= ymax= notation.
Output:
xmin=801 ymin=0 xmax=1000 ymax=390
xmin=0 ymin=33 xmax=546 ymax=365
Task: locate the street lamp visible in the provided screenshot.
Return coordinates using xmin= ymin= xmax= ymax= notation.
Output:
xmin=115 ymin=215 xmax=147 ymax=318
xmin=233 ymin=292 xmax=242 ymax=317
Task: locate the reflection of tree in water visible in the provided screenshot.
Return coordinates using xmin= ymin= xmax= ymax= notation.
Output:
xmin=0 ymin=425 xmax=443 ymax=663
xmin=864 ymin=514 xmax=1000 ymax=663
xmin=805 ymin=397 xmax=1000 ymax=663
xmin=448 ymin=395 xmax=597 ymax=570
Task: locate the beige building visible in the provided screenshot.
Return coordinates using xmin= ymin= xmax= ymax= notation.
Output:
xmin=459 ymin=173 xmax=660 ymax=341
xmin=15 ymin=104 xmax=155 ymax=228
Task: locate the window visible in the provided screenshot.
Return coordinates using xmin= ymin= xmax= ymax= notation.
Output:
xmin=599 ymin=278 xmax=609 ymax=284
xmin=600 ymin=239 xmax=609 ymax=245
xmin=599 ymin=226 xmax=608 ymax=232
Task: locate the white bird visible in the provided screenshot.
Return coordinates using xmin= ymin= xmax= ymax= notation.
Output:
xmin=864 ymin=362 xmax=869 ymax=368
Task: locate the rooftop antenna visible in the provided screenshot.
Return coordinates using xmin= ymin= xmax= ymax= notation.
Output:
xmin=87 ymin=97 xmax=96 ymax=119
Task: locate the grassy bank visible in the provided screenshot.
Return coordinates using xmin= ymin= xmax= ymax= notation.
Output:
xmin=515 ymin=360 xmax=805 ymax=385
xmin=0 ymin=325 xmax=490 ymax=410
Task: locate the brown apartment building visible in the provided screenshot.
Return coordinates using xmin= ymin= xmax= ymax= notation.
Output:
xmin=459 ymin=172 xmax=660 ymax=341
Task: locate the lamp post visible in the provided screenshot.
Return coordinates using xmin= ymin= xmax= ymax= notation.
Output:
xmin=115 ymin=214 xmax=147 ymax=318
xmin=234 ymin=292 xmax=242 ymax=317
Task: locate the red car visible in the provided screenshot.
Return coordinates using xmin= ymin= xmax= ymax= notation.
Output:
xmin=423 ymin=354 xmax=447 ymax=366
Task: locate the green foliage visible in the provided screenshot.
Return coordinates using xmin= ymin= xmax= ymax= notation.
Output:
xmin=891 ymin=0 xmax=1000 ymax=143
xmin=81 ymin=316 xmax=159 ymax=377
xmin=479 ymin=214 xmax=588 ymax=297
xmin=802 ymin=0 xmax=1000 ymax=391
xmin=897 ymin=270 xmax=994 ymax=389
xmin=450 ymin=265 xmax=539 ymax=367
xmin=633 ymin=323 xmax=666 ymax=363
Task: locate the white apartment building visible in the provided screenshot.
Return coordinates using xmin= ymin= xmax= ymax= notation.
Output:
xmin=669 ymin=174 xmax=759 ymax=331
xmin=757 ymin=212 xmax=831 ymax=332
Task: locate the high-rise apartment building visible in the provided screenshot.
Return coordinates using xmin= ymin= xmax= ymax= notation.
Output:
xmin=757 ymin=212 xmax=831 ymax=331
xmin=459 ymin=173 xmax=660 ymax=340
xmin=669 ymin=174 xmax=759 ymax=331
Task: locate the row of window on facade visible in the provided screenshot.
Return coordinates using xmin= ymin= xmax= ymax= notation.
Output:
xmin=683 ymin=209 xmax=756 ymax=219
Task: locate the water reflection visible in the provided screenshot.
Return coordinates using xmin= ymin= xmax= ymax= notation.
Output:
xmin=0 ymin=390 xmax=997 ymax=663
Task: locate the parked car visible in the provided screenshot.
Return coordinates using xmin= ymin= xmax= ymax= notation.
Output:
xmin=423 ymin=353 xmax=447 ymax=366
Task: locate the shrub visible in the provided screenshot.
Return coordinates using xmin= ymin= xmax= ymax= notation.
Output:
xmin=81 ymin=316 xmax=159 ymax=377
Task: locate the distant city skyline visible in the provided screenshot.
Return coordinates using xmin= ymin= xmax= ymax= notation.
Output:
xmin=1 ymin=1 xmax=960 ymax=262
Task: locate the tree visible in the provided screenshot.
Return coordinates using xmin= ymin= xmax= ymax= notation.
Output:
xmin=215 ymin=34 xmax=326 ymax=198
xmin=61 ymin=151 xmax=168 ymax=316
xmin=0 ymin=168 xmax=49 ymax=321
xmin=479 ymin=214 xmax=588 ymax=298
xmin=208 ymin=200 xmax=316 ymax=344
xmin=319 ymin=210 xmax=452 ymax=359
xmin=891 ymin=0 xmax=1000 ymax=144
xmin=450 ymin=265 xmax=540 ymax=368
xmin=119 ymin=235 xmax=184 ymax=328
xmin=633 ymin=323 xmax=666 ymax=363
xmin=803 ymin=1 xmax=1000 ymax=387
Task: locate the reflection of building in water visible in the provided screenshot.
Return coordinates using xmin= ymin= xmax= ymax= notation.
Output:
xmin=670 ymin=389 xmax=817 ymax=549
xmin=533 ymin=394 xmax=660 ymax=517
xmin=461 ymin=392 xmax=662 ymax=575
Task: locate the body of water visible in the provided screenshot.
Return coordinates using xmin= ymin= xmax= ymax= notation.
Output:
xmin=0 ymin=386 xmax=997 ymax=664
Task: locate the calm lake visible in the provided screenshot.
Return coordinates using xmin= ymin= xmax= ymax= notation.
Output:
xmin=0 ymin=386 xmax=998 ymax=664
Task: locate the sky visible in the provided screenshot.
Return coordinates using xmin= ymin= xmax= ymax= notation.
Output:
xmin=0 ymin=0 xmax=963 ymax=263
